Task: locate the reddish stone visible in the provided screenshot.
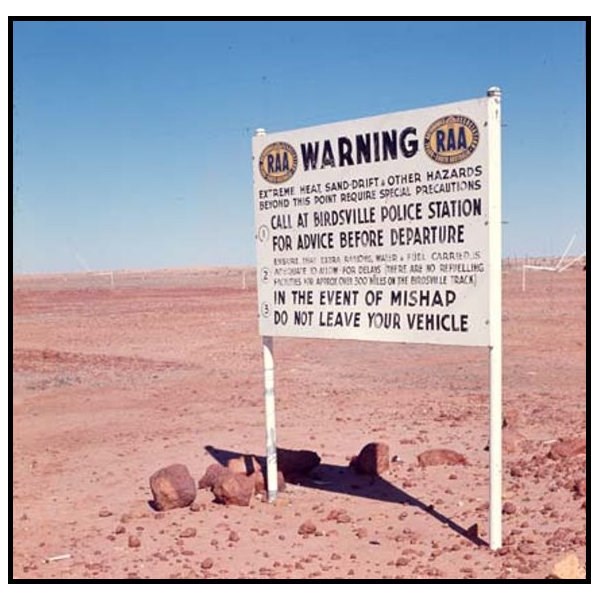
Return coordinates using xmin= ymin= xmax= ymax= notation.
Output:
xmin=484 ymin=429 xmax=525 ymax=454
xmin=180 ymin=527 xmax=197 ymax=538
xmin=198 ymin=463 xmax=229 ymax=490
xmin=350 ymin=442 xmax=390 ymax=475
xmin=228 ymin=531 xmax=240 ymax=542
xmin=503 ymin=407 xmax=519 ymax=428
xmin=503 ymin=429 xmax=525 ymax=454
xmin=417 ymin=449 xmax=468 ymax=467
xmin=573 ymin=478 xmax=586 ymax=497
xmin=253 ymin=468 xmax=286 ymax=494
xmin=149 ymin=464 xmax=197 ymax=511
xmin=326 ymin=509 xmax=351 ymax=523
xmin=502 ymin=501 xmax=517 ymax=515
xmin=510 ymin=465 xmax=523 ymax=477
xmin=548 ymin=438 xmax=586 ymax=460
xmin=517 ymin=541 xmax=535 ymax=555
xmin=227 ymin=449 xmax=318 ymax=486
xmin=227 ymin=455 xmax=262 ymax=476
xmin=212 ymin=471 xmax=255 ymax=506
xmin=298 ymin=520 xmax=317 ymax=535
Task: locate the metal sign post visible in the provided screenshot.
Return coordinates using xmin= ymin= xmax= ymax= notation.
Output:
xmin=262 ymin=335 xmax=278 ymax=502
xmin=487 ymin=86 xmax=502 ymax=550
xmin=256 ymin=127 xmax=279 ymax=503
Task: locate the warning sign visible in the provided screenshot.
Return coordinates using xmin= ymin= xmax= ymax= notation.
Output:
xmin=253 ymin=96 xmax=493 ymax=346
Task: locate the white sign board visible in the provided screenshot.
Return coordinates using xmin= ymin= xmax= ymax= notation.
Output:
xmin=253 ymin=97 xmax=491 ymax=346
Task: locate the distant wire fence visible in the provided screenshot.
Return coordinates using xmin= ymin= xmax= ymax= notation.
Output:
xmin=13 ymin=268 xmax=260 ymax=292
xmin=14 ymin=258 xmax=585 ymax=294
xmin=502 ymin=255 xmax=586 ymax=271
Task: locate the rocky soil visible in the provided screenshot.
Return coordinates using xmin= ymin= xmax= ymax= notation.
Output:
xmin=12 ymin=265 xmax=587 ymax=580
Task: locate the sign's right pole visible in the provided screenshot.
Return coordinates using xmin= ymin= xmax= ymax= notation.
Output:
xmin=487 ymin=86 xmax=503 ymax=551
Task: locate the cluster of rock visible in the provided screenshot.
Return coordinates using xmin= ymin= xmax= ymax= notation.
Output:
xmin=149 ymin=448 xmax=321 ymax=509
xmin=200 ymin=448 xmax=321 ymax=507
xmin=144 ymin=433 xmax=586 ymax=580
xmin=149 ymin=441 xmax=477 ymax=510
xmin=346 ymin=442 xmax=468 ymax=472
xmin=504 ymin=435 xmax=586 ymax=505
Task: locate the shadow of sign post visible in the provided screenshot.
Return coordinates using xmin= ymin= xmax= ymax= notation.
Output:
xmin=204 ymin=445 xmax=486 ymax=547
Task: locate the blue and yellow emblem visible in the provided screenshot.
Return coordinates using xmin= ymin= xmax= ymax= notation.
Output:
xmin=424 ymin=115 xmax=479 ymax=164
xmin=259 ymin=142 xmax=298 ymax=184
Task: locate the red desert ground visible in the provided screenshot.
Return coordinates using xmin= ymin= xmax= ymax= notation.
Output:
xmin=12 ymin=263 xmax=586 ymax=579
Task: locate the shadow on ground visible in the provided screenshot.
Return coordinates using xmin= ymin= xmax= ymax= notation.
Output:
xmin=204 ymin=445 xmax=486 ymax=547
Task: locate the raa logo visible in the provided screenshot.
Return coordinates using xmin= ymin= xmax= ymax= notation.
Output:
xmin=424 ymin=115 xmax=479 ymax=164
xmin=259 ymin=141 xmax=298 ymax=184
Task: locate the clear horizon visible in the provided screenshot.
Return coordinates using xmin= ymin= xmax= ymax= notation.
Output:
xmin=12 ymin=20 xmax=588 ymax=274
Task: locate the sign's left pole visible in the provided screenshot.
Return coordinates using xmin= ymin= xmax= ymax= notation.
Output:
xmin=255 ymin=127 xmax=278 ymax=502
xmin=262 ymin=335 xmax=278 ymax=502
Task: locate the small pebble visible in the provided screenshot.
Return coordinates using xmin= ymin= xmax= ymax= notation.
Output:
xmin=180 ymin=527 xmax=197 ymax=538
xmin=298 ymin=520 xmax=317 ymax=535
xmin=502 ymin=501 xmax=517 ymax=515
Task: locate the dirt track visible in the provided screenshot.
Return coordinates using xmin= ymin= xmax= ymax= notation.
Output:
xmin=12 ymin=265 xmax=587 ymax=580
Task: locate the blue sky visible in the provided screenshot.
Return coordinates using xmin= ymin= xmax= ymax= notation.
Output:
xmin=12 ymin=19 xmax=587 ymax=273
